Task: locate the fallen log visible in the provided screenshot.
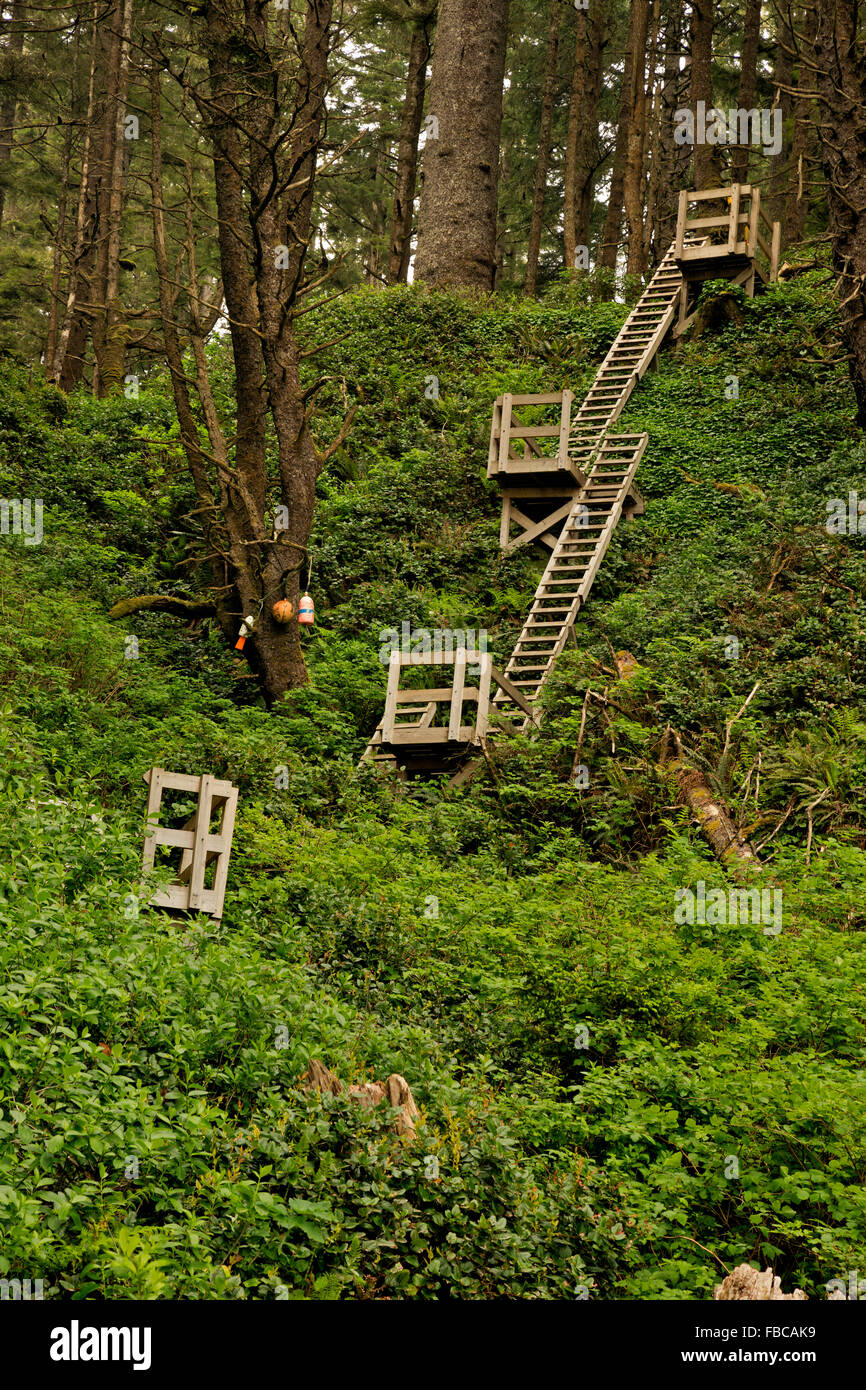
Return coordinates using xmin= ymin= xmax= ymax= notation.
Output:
xmin=108 ymin=593 xmax=217 ymax=621
xmin=605 ymin=653 xmax=762 ymax=875
xmin=663 ymin=731 xmax=761 ymax=875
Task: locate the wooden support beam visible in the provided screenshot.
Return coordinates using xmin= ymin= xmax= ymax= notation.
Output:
xmin=558 ymin=390 xmax=573 ymax=468
xmin=675 ymin=189 xmax=687 ymax=258
xmin=749 ymin=185 xmax=761 ymax=260
xmin=497 ymin=393 xmax=513 ymax=472
xmin=506 ymin=498 xmax=575 ymax=552
xmin=770 ymin=220 xmax=781 ymax=281
xmin=491 ymin=666 xmax=538 ymax=721
xmin=475 ymin=650 xmax=492 ymax=741
xmin=499 ymin=491 xmax=511 ymax=548
xmin=728 ymin=183 xmax=740 ymax=253
xmin=448 ymin=648 xmax=467 ymax=741
xmin=382 ymin=650 xmax=401 ymax=741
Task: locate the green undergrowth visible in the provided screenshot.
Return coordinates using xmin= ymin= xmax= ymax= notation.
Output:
xmin=0 ymin=269 xmax=864 ymax=1299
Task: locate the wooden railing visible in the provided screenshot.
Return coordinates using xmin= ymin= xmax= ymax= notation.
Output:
xmin=675 ymin=184 xmax=781 ymax=282
xmin=380 ymin=648 xmax=536 ymax=749
xmin=487 ymin=390 xmax=575 ymax=477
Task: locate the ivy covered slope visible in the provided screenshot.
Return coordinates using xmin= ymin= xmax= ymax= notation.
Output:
xmin=1 ymin=271 xmax=865 ymax=1301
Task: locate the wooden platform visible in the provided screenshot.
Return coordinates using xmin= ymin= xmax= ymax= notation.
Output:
xmin=674 ymin=184 xmax=780 ymax=336
xmin=360 ymin=648 xmax=535 ymax=774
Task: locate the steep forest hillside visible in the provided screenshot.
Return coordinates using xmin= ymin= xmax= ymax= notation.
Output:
xmin=2 ymin=272 xmax=865 ymax=1302
xmin=2 ymin=0 xmax=866 ymax=1348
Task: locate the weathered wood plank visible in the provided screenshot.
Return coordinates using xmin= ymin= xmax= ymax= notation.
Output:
xmin=448 ymin=648 xmax=467 ymax=741
xmin=381 ymin=650 xmax=401 ymax=741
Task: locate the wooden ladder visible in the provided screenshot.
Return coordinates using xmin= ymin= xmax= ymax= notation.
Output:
xmin=566 ymin=238 xmax=697 ymax=475
xmin=490 ymin=433 xmax=647 ymax=728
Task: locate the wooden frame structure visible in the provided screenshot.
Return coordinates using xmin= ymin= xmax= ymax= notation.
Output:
xmin=488 ymin=391 xmax=579 ymax=483
xmin=488 ymin=391 xmax=586 ymax=553
xmin=141 ymin=768 xmax=238 ymax=919
xmin=674 ymin=183 xmax=781 ymax=335
xmin=364 ymin=648 xmax=537 ymax=772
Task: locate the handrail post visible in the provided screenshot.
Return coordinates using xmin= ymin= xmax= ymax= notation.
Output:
xmin=770 ymin=219 xmax=781 ymax=281
xmin=558 ymin=389 xmax=573 ymax=469
xmin=728 ymin=183 xmax=740 ymax=253
xmin=675 ymin=189 xmax=687 ymax=258
xmin=748 ymin=185 xmax=761 ymax=260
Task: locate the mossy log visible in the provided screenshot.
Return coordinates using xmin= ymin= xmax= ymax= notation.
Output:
xmin=668 ymin=760 xmax=761 ymax=873
xmin=108 ymin=594 xmax=217 ymax=621
xmin=611 ymin=654 xmax=761 ymax=875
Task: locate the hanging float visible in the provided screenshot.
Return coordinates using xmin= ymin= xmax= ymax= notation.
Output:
xmin=272 ymin=598 xmax=294 ymax=624
xmin=298 ymin=593 xmax=315 ymax=626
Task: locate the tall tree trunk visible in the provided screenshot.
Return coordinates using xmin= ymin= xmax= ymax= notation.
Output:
xmin=387 ymin=22 xmax=431 ymax=284
xmin=562 ymin=8 xmax=588 ymax=271
xmin=574 ymin=10 xmax=605 ymax=256
xmin=783 ymin=79 xmax=812 ymax=249
xmin=49 ymin=1 xmax=100 ymax=388
xmin=808 ymin=0 xmax=866 ymax=426
xmin=45 ymin=21 xmax=81 ymax=369
xmin=206 ymin=0 xmax=337 ymax=698
xmin=768 ymin=3 xmax=794 ymax=228
xmin=689 ymin=0 xmax=721 ymax=188
xmin=642 ymin=0 xmax=663 ymax=268
xmin=730 ymin=0 xmax=762 ymax=186
xmin=524 ymin=0 xmax=561 ymax=296
xmin=366 ymin=125 xmax=390 ymax=285
xmin=283 ymin=0 xmax=333 ymax=297
xmin=598 ymin=2 xmax=643 ymax=272
xmin=0 ymin=0 xmax=26 ymax=228
xmin=414 ymin=0 xmax=510 ymax=290
xmin=93 ymin=0 xmax=133 ymax=396
xmin=653 ymin=0 xmax=690 ymax=253
xmin=53 ymin=1 xmax=120 ymax=390
xmin=623 ymin=0 xmax=652 ymax=277
xmin=204 ymin=2 xmax=269 ymax=519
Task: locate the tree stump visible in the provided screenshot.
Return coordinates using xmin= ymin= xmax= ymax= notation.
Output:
xmin=714 ymin=1265 xmax=807 ymax=1300
xmin=300 ymin=1060 xmax=419 ymax=1139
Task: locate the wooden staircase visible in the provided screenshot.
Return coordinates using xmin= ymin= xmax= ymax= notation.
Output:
xmin=360 ymin=232 xmax=708 ymax=774
xmin=566 ymin=238 xmax=695 ymax=471
xmin=491 ymin=433 xmax=646 ymax=727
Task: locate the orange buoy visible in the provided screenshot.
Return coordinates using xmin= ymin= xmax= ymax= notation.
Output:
xmin=272 ymin=598 xmax=294 ymax=624
xmin=298 ymin=592 xmax=315 ymax=626
xmin=235 ymin=613 xmax=255 ymax=650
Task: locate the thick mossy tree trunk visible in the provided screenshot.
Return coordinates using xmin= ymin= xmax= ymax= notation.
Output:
xmin=622 ymin=0 xmax=651 ymax=277
xmin=413 ymin=0 xmax=509 ymax=290
xmin=598 ymin=4 xmax=639 ymax=274
xmin=730 ymin=0 xmax=762 ymax=186
xmin=136 ymin=0 xmax=355 ymax=705
xmin=652 ymin=0 xmax=690 ymax=255
xmin=689 ymin=0 xmax=722 ymax=189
